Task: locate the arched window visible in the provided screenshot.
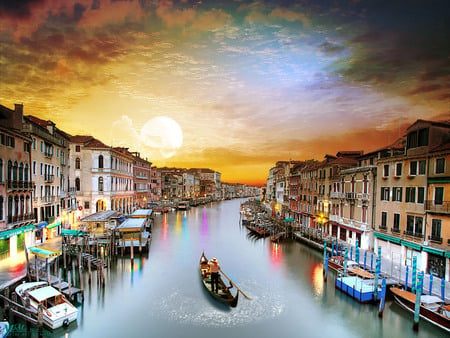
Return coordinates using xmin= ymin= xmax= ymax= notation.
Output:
xmin=7 ymin=160 xmax=12 ymax=182
xmin=7 ymin=196 xmax=12 ymax=219
xmin=75 ymin=158 xmax=80 ymax=169
xmin=13 ymin=161 xmax=18 ymax=181
xmin=98 ymin=177 xmax=104 ymax=192
xmin=24 ymin=164 xmax=29 ymax=181
xmin=98 ymin=155 xmax=104 ymax=169
xmin=0 ymin=196 xmax=3 ymax=220
xmin=0 ymin=159 xmax=3 ymax=182
xmin=19 ymin=162 xmax=24 ymax=181
xmin=75 ymin=177 xmax=80 ymax=191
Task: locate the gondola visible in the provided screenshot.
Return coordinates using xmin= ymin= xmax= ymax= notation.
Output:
xmin=199 ymin=252 xmax=239 ymax=307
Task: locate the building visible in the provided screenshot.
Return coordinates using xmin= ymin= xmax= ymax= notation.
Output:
xmin=22 ymin=114 xmax=71 ymax=241
xmin=131 ymin=152 xmax=152 ymax=209
xmin=0 ymin=104 xmax=35 ymax=259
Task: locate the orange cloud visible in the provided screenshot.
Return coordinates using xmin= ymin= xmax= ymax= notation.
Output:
xmin=156 ymin=1 xmax=196 ymax=28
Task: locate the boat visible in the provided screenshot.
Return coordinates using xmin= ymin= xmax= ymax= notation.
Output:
xmin=177 ymin=201 xmax=190 ymax=210
xmin=335 ymin=269 xmax=382 ymax=303
xmin=15 ymin=281 xmax=78 ymax=330
xmin=390 ymin=287 xmax=450 ymax=332
xmin=199 ymin=252 xmax=239 ymax=307
xmin=0 ymin=320 xmax=9 ymax=338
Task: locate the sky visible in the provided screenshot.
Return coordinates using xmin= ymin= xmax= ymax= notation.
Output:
xmin=1 ymin=0 xmax=449 ymax=186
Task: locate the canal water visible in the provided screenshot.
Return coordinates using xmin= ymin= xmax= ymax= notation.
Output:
xmin=40 ymin=199 xmax=440 ymax=338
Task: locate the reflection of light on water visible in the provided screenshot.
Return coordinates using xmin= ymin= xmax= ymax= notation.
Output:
xmin=311 ymin=264 xmax=323 ymax=297
xmin=175 ymin=213 xmax=181 ymax=234
xmin=270 ymin=243 xmax=283 ymax=268
xmin=201 ymin=207 xmax=208 ymax=236
xmin=161 ymin=213 xmax=168 ymax=241
xmin=154 ymin=281 xmax=284 ymax=327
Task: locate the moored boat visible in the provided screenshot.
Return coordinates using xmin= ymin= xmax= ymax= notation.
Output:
xmin=15 ymin=281 xmax=78 ymax=330
xmin=390 ymin=287 xmax=450 ymax=332
xmin=0 ymin=320 xmax=9 ymax=338
xmin=199 ymin=252 xmax=239 ymax=307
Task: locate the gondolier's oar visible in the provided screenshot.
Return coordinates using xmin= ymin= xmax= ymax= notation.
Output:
xmin=220 ymin=270 xmax=252 ymax=300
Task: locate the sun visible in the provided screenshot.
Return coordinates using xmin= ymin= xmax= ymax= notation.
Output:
xmin=140 ymin=116 xmax=183 ymax=159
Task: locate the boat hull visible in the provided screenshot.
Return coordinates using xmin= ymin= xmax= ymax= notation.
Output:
xmin=335 ymin=275 xmax=381 ymax=303
xmin=390 ymin=288 xmax=449 ymax=332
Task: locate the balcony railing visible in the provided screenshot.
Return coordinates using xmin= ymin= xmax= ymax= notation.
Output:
xmin=404 ymin=230 xmax=424 ymax=239
xmin=425 ymin=200 xmax=450 ymax=213
xmin=7 ymin=180 xmax=34 ymax=191
xmin=330 ymin=192 xmax=345 ymax=199
xmin=7 ymin=213 xmax=35 ymax=224
xmin=44 ymin=174 xmax=54 ymax=183
xmin=345 ymin=192 xmax=357 ymax=199
xmin=428 ymin=235 xmax=442 ymax=244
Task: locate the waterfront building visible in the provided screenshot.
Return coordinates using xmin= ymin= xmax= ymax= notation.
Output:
xmin=189 ymin=168 xmax=221 ymax=200
xmin=0 ymin=104 xmax=35 ymax=259
xmin=150 ymin=166 xmax=162 ymax=202
xmin=372 ymin=120 xmax=450 ymax=280
xmin=22 ymin=113 xmax=71 ymax=241
xmin=69 ymin=136 xmax=134 ymax=218
xmin=131 ymin=152 xmax=152 ymax=209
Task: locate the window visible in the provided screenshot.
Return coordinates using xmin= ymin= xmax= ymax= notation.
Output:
xmin=383 ymin=164 xmax=389 ymax=177
xmin=24 ymin=142 xmax=30 ymax=153
xmin=381 ymin=187 xmax=390 ymax=201
xmin=395 ymin=163 xmax=402 ymax=177
xmin=418 ymin=160 xmax=426 ymax=175
xmin=435 ymin=158 xmax=445 ymax=174
xmin=417 ymin=187 xmax=425 ymax=204
xmin=32 ymin=138 xmax=36 ymax=150
xmin=409 ymin=161 xmax=417 ymax=176
xmin=75 ymin=145 xmax=80 ymax=152
xmin=392 ymin=187 xmax=402 ymax=202
xmin=434 ymin=187 xmax=444 ymax=205
xmin=363 ymin=175 xmax=368 ymax=194
xmin=98 ymin=177 xmax=104 ymax=192
xmin=98 ymin=155 xmax=104 ymax=169
xmin=32 ymin=161 xmax=36 ymax=175
xmin=75 ymin=158 xmax=80 ymax=169
xmin=40 ymin=141 xmax=43 ymax=152
xmin=362 ymin=206 xmax=367 ymax=223
xmin=431 ymin=219 xmax=441 ymax=240
xmin=84 ymin=201 xmax=90 ymax=209
xmin=405 ymin=187 xmax=416 ymax=203
xmin=418 ymin=128 xmax=429 ymax=147
xmin=406 ymin=215 xmax=423 ymax=237
xmin=393 ymin=213 xmax=400 ymax=231
xmin=381 ymin=212 xmax=387 ymax=229
xmin=75 ymin=177 xmax=80 ymax=191
xmin=407 ymin=131 xmax=418 ymax=149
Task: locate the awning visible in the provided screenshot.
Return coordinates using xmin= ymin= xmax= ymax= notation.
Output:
xmin=374 ymin=232 xmax=401 ymax=244
xmin=47 ymin=222 xmax=61 ymax=230
xmin=35 ymin=221 xmax=48 ymax=229
xmin=422 ymin=246 xmax=445 ymax=257
xmin=29 ymin=246 xmax=61 ymax=258
xmin=283 ymin=218 xmax=294 ymax=222
xmin=401 ymin=240 xmax=422 ymax=251
xmin=0 ymin=224 xmax=35 ymax=240
xmin=61 ymin=229 xmax=87 ymax=237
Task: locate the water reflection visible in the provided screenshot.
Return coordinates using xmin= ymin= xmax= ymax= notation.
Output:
xmin=269 ymin=242 xmax=283 ymax=269
xmin=310 ymin=263 xmax=324 ymax=297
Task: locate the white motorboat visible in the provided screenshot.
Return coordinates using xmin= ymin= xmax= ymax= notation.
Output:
xmin=15 ymin=282 xmax=78 ymax=330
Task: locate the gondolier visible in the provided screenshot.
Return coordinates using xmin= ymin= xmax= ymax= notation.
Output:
xmin=208 ymin=257 xmax=221 ymax=293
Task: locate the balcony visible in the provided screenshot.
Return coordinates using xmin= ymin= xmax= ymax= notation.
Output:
xmin=425 ymin=200 xmax=450 ymax=214
xmin=345 ymin=192 xmax=357 ymax=200
xmin=330 ymin=192 xmax=344 ymax=199
xmin=391 ymin=227 xmax=401 ymax=234
xmin=44 ymin=174 xmax=54 ymax=183
xmin=42 ymin=196 xmax=56 ymax=204
xmin=44 ymin=152 xmax=53 ymax=158
xmin=7 ymin=180 xmax=34 ymax=191
xmin=428 ymin=235 xmax=442 ymax=244
xmin=404 ymin=230 xmax=424 ymax=239
xmin=7 ymin=213 xmax=35 ymax=225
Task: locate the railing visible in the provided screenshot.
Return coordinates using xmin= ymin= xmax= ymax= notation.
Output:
xmin=404 ymin=230 xmax=424 ymax=239
xmin=379 ymin=225 xmax=387 ymax=231
xmin=44 ymin=174 xmax=54 ymax=183
xmin=425 ymin=200 xmax=450 ymax=213
xmin=391 ymin=227 xmax=400 ymax=234
xmin=330 ymin=192 xmax=345 ymax=199
xmin=7 ymin=180 xmax=34 ymax=191
xmin=7 ymin=213 xmax=35 ymax=224
xmin=44 ymin=152 xmax=53 ymax=158
xmin=345 ymin=192 xmax=357 ymax=200
xmin=428 ymin=235 xmax=442 ymax=244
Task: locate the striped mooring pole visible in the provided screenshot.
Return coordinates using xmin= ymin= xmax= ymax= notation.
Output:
xmin=355 ymin=239 xmax=359 ymax=264
xmin=404 ymin=265 xmax=409 ymax=291
xmin=344 ymin=246 xmax=348 ymax=277
xmin=413 ymin=271 xmax=424 ymax=331
xmin=412 ymin=256 xmax=417 ymax=294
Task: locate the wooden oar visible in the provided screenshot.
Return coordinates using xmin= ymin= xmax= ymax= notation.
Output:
xmin=220 ymin=270 xmax=252 ymax=300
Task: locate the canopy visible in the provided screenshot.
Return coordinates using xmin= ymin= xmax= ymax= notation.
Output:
xmin=61 ymin=229 xmax=87 ymax=237
xmin=29 ymin=246 xmax=61 ymax=258
xmin=29 ymin=286 xmax=61 ymax=302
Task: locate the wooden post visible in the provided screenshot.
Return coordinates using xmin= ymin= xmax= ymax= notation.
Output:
xmin=35 ymin=256 xmax=38 ymax=282
xmin=131 ymin=241 xmax=134 ymax=263
xmin=58 ymin=268 xmax=62 ymax=292
xmin=63 ymin=237 xmax=67 ymax=270
xmin=88 ymin=258 xmax=92 ymax=284
xmin=78 ymin=252 xmax=83 ymax=293
xmin=37 ymin=303 xmax=44 ymax=329
xmin=67 ymin=271 xmax=72 ymax=299
xmin=46 ymin=258 xmax=50 ymax=285
xmin=139 ymin=233 xmax=142 ymax=254
xmin=324 ymin=254 xmax=329 ymax=282
xmin=24 ymin=244 xmax=30 ymax=280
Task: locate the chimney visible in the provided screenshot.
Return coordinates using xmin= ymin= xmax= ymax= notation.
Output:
xmin=12 ymin=103 xmax=24 ymax=130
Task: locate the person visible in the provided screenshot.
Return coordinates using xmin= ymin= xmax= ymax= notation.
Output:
xmin=208 ymin=257 xmax=221 ymax=293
